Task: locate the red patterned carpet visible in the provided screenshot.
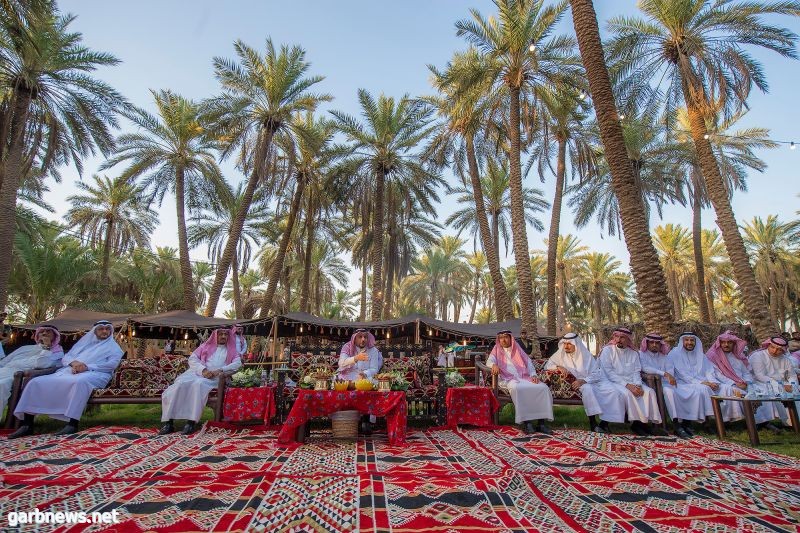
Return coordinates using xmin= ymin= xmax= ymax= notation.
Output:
xmin=1 ymin=425 xmax=799 ymax=532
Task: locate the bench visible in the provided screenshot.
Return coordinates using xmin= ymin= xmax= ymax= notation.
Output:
xmin=3 ymin=354 xmax=227 ymax=428
xmin=474 ymin=354 xmax=668 ymax=426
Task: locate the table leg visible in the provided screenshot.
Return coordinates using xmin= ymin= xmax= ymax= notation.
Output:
xmin=710 ymin=397 xmax=725 ymax=439
xmin=785 ymin=401 xmax=800 ymax=433
xmin=742 ymin=400 xmax=760 ymax=446
xmin=296 ymin=421 xmax=309 ymax=443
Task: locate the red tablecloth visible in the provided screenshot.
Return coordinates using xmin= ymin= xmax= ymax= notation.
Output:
xmin=222 ymin=385 xmax=277 ymax=424
xmin=277 ymin=389 xmax=407 ymax=445
xmin=446 ymin=385 xmax=500 ymax=428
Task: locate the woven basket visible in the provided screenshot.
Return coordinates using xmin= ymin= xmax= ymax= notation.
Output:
xmin=330 ymin=410 xmax=360 ymax=439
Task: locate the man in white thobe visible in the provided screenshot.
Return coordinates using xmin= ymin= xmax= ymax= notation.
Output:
xmin=749 ymin=336 xmax=799 ymax=431
xmin=640 ymin=332 xmax=705 ymax=438
xmin=337 ymin=329 xmax=383 ymax=433
xmin=488 ymin=330 xmax=553 ymax=435
xmin=599 ymin=327 xmax=661 ymax=436
xmin=10 ymin=320 xmax=124 ymax=438
xmin=0 ymin=325 xmax=63 ymax=417
xmin=546 ymin=332 xmax=622 ymax=434
xmin=705 ymin=330 xmax=775 ymax=428
xmin=666 ymin=332 xmax=723 ymax=435
xmin=159 ymin=327 xmax=242 ymax=435
xmin=235 ymin=325 xmax=247 ymax=358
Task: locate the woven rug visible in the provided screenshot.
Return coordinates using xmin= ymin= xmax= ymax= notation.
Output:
xmin=1 ymin=425 xmax=799 ymax=532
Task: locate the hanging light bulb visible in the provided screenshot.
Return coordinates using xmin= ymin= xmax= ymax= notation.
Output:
xmin=184 ymin=332 xmax=189 ymax=340
xmin=791 ymin=142 xmax=796 ymax=150
xmin=528 ymin=40 xmax=536 ymax=52
xmin=579 ymin=90 xmax=587 ymax=100
xmin=703 ymin=133 xmax=710 ymax=139
xmin=618 ymin=113 xmax=625 ymax=120
xmin=131 ymin=329 xmax=136 ymax=337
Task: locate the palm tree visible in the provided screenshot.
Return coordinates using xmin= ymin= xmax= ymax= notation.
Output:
xmin=674 ymin=109 xmax=777 ymax=323
xmin=455 ymin=0 xmax=582 ymax=353
xmin=466 ymin=251 xmax=488 ymax=323
xmin=568 ymin=0 xmax=675 ymax=339
xmin=552 ymin=234 xmax=588 ymax=331
xmin=65 ymin=174 xmax=157 ymax=283
xmin=529 ymin=83 xmax=595 ymax=335
xmin=575 ymin=252 xmax=631 ymax=352
xmin=331 ymin=89 xmax=440 ymax=319
xmin=606 ymin=0 xmax=800 ymax=338
xmin=402 ymin=241 xmax=470 ymax=320
xmin=0 ymin=4 xmax=127 ymax=309
xmin=426 ymin=48 xmax=514 ymax=321
xmin=101 ymin=90 xmax=225 ymax=311
xmin=653 ymin=224 xmax=693 ymax=321
xmin=258 ymin=112 xmax=335 ymax=317
xmin=700 ymin=228 xmax=732 ymax=324
xmin=189 ymin=180 xmax=271 ymax=318
xmin=742 ymin=216 xmax=800 ymax=328
xmin=321 ymin=289 xmax=358 ymax=320
xmin=201 ymin=39 xmax=331 ymax=316
xmin=192 ymin=261 xmax=214 ymax=309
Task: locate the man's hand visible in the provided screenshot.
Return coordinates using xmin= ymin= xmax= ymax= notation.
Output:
xmin=530 ymin=376 xmax=540 ymax=384
xmin=70 ymin=361 xmax=88 ymax=374
xmin=202 ymin=368 xmax=218 ymax=379
xmin=735 ymin=381 xmax=748 ymax=390
xmin=354 ymin=353 xmax=369 ymax=362
xmin=358 ymin=372 xmax=367 ymax=379
xmin=702 ymin=381 xmax=720 ymax=392
xmin=557 ymin=366 xmax=569 ymax=375
xmin=785 ymin=384 xmax=793 ymax=393
xmin=491 ymin=365 xmax=499 ymax=376
xmin=663 ymin=372 xmax=677 ymax=387
xmin=571 ymin=379 xmax=586 ymax=390
xmin=626 ymin=383 xmax=643 ymax=397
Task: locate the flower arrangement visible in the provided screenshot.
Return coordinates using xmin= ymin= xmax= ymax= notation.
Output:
xmin=445 ymin=370 xmax=466 ymax=388
xmin=230 ymin=368 xmax=261 ymax=388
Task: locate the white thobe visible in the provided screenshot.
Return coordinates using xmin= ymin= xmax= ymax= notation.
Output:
xmin=666 ymin=349 xmax=719 ymax=421
xmin=711 ymin=353 xmax=775 ymax=424
xmin=337 ymin=346 xmax=383 ymax=381
xmin=749 ymin=349 xmax=798 ymax=425
xmin=437 ymin=351 xmax=455 ymax=368
xmin=545 ymin=350 xmax=622 ymax=420
xmin=14 ymin=343 xmax=123 ymax=422
xmin=640 ymin=350 xmax=710 ymax=422
xmin=161 ymin=346 xmax=242 ymax=422
xmin=236 ymin=335 xmax=247 ymax=357
xmin=599 ymin=346 xmax=661 ymax=423
xmin=0 ymin=344 xmax=62 ymax=414
xmin=487 ymin=348 xmax=553 ymax=424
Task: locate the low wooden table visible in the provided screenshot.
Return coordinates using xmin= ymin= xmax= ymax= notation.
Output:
xmin=710 ymin=395 xmax=800 ymax=445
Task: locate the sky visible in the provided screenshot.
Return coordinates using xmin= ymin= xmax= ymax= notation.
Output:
xmin=47 ymin=1 xmax=800 ymax=316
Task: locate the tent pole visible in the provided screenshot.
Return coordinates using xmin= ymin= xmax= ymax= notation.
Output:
xmin=415 ymin=319 xmax=420 ymax=345
xmin=270 ymin=316 xmax=279 ymax=364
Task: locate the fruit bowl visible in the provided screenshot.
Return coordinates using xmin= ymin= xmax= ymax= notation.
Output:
xmin=354 ymin=378 xmax=374 ymax=391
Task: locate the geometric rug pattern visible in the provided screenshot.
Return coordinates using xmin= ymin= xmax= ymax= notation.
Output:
xmin=2 ymin=424 xmax=799 ymax=531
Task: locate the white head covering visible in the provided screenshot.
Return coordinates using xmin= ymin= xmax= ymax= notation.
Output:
xmin=556 ymin=333 xmax=594 ymax=360
xmin=65 ymin=320 xmax=123 ymax=364
xmin=668 ymin=332 xmax=705 ymax=375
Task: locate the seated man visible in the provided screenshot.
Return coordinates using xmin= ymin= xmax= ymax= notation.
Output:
xmin=487 ymin=330 xmax=553 ymax=435
xmin=666 ymin=332 xmax=722 ymax=435
xmin=159 ymin=327 xmax=242 ymax=436
xmin=337 ymin=328 xmax=383 ymax=381
xmin=598 ymin=327 xmax=661 ymax=436
xmin=640 ymin=333 xmax=706 ymax=438
xmin=10 ymin=320 xmax=124 ymax=438
xmin=749 ymin=336 xmax=798 ymax=431
xmin=546 ymin=332 xmax=622 ymax=434
xmin=437 ymin=345 xmax=455 ymax=368
xmin=235 ymin=325 xmax=247 ymax=357
xmin=0 ymin=325 xmax=63 ymax=417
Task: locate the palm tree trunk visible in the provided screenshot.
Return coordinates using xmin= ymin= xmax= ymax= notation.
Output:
xmin=383 ymin=230 xmax=395 ymax=318
xmin=101 ymin=217 xmax=114 ymax=284
xmin=283 ymin=264 xmax=291 ymax=313
xmin=706 ymin=283 xmax=718 ymax=323
xmin=466 ymin=135 xmax=513 ymax=320
xmin=0 ymin=91 xmax=33 ymax=310
xmin=691 ymin=168 xmax=711 ymax=323
xmin=260 ymin=176 xmax=306 ymax=317
xmin=370 ymin=168 xmax=386 ymax=320
xmin=507 ymin=84 xmax=541 ymax=356
xmin=315 ymin=269 xmax=322 ymax=315
xmin=175 ymin=166 xmax=196 ymax=311
xmin=593 ymin=285 xmax=603 ymax=354
xmin=231 ymin=253 xmax=242 ymax=319
xmin=469 ymin=272 xmax=479 ymax=323
xmin=570 ymin=0 xmax=675 ymax=340
xmin=359 ymin=258 xmax=367 ymax=320
xmin=299 ymin=194 xmax=315 ymax=312
xmin=669 ymin=270 xmax=682 ymax=321
xmin=557 ymin=264 xmax=568 ymax=330
xmin=681 ymin=84 xmax=775 ymax=339
xmin=204 ymin=128 xmax=275 ymax=316
xmin=546 ymin=138 xmax=567 ymax=335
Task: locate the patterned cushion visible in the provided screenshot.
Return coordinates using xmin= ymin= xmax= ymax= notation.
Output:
xmin=535 ymin=359 xmax=582 ymax=401
xmin=92 ymin=355 xmax=189 ymax=399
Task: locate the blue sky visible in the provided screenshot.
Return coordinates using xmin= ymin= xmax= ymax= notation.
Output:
xmin=51 ymin=1 xmax=800 ymax=314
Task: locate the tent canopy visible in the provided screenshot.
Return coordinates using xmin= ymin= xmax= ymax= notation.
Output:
xmin=15 ymin=308 xmax=136 ymax=333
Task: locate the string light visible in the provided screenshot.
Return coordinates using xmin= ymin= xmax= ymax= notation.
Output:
xmin=528 ymin=40 xmax=536 ymax=52
xmin=792 ymin=142 xmax=796 ymax=150
xmin=579 ymin=90 xmax=587 ymax=100
xmin=678 ymin=130 xmax=799 ymax=150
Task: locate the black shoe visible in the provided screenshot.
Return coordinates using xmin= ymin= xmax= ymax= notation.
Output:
xmin=650 ymin=425 xmax=668 ymax=436
xmin=681 ymin=424 xmax=696 ymax=437
xmin=7 ymin=425 xmax=33 ymax=439
xmin=537 ymin=424 xmax=553 ymax=435
xmin=181 ymin=421 xmax=197 ymax=435
xmin=598 ymin=421 xmax=611 ymax=434
xmin=674 ymin=426 xmax=691 ymax=439
xmin=592 ymin=425 xmax=606 ymax=434
xmin=523 ymin=421 xmax=535 ymax=434
xmin=157 ymin=422 xmax=175 ymax=436
xmin=53 ymin=424 xmax=78 ymax=436
xmin=761 ymin=422 xmax=784 ymax=435
xmin=630 ymin=421 xmax=648 ymax=436
xmin=360 ymin=421 xmax=373 ymax=435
